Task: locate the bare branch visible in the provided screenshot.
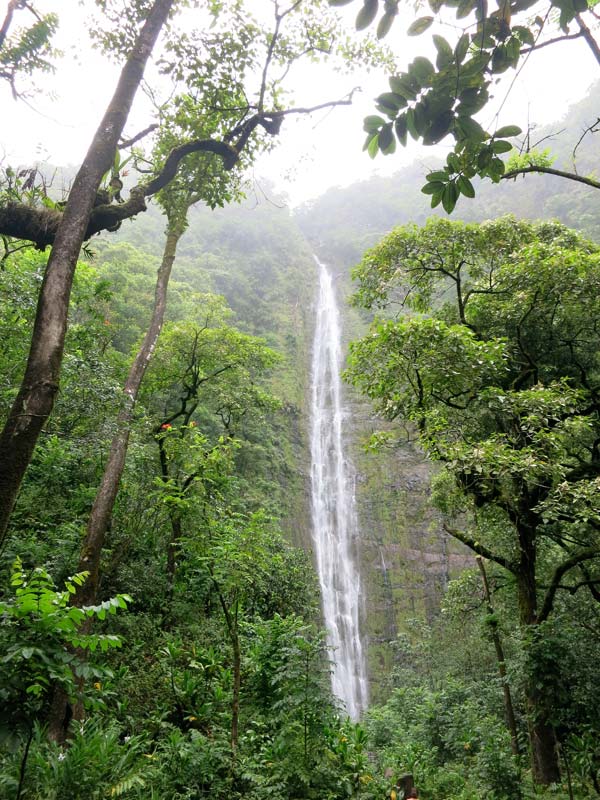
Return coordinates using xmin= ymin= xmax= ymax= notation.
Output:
xmin=0 ymin=94 xmax=357 ymax=247
xmin=520 ymin=31 xmax=583 ymax=55
xmin=119 ymin=124 xmax=159 ymax=149
xmin=443 ymin=524 xmax=517 ymax=573
xmin=502 ymin=165 xmax=600 ymax=190
xmin=573 ymin=116 xmax=600 ymax=164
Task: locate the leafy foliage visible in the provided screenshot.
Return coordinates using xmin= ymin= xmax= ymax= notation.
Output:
xmin=333 ymin=0 xmax=600 ymax=210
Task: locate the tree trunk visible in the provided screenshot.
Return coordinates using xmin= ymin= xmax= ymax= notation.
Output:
xmin=230 ymin=600 xmax=241 ymax=756
xmin=476 ymin=557 xmax=520 ymax=757
xmin=516 ymin=535 xmax=560 ymax=785
xmin=0 ymin=0 xmax=174 ymax=547
xmin=75 ymin=222 xmax=184 ymax=607
xmin=46 ymin=221 xmax=183 ymax=742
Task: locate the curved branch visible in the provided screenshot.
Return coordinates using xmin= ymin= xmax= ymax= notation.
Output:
xmin=443 ymin=524 xmax=517 ymax=573
xmin=502 ymin=165 xmax=600 ymax=190
xmin=143 ymin=139 xmax=241 ymax=195
xmin=538 ymin=548 xmax=600 ymax=622
xmin=0 ymin=94 xmax=357 ymax=248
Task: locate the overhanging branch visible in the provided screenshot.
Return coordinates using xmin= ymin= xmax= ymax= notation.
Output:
xmin=0 ymin=93 xmax=357 ymax=249
xmin=502 ymin=165 xmax=600 ymax=190
xmin=443 ymin=524 xmax=517 ymax=574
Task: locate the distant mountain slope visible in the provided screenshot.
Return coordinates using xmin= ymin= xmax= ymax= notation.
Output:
xmin=296 ymin=79 xmax=600 ymax=261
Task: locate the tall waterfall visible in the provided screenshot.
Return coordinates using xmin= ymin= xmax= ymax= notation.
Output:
xmin=310 ymin=257 xmax=368 ymax=720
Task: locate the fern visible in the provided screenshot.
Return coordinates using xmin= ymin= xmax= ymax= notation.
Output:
xmin=110 ymin=773 xmax=146 ymax=796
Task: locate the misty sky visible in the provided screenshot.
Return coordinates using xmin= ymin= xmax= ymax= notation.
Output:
xmin=0 ymin=1 xmax=596 ymax=206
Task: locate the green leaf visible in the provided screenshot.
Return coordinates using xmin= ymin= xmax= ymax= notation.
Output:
xmin=489 ymin=157 xmax=506 ymax=179
xmin=456 ymin=116 xmax=487 ymax=142
xmin=492 ymin=139 xmax=513 ymax=154
xmin=457 ymin=0 xmax=477 ymax=17
xmin=426 ymin=170 xmax=448 ymax=181
xmin=422 ymin=181 xmax=445 ymax=195
xmin=454 ymin=33 xmax=470 ymax=63
xmin=376 ymin=92 xmax=407 ymax=112
xmin=389 ymin=74 xmax=418 ymax=100
xmin=329 ymin=0 xmax=354 ymax=5
xmin=457 ymin=175 xmax=475 ymax=197
xmin=364 ymin=115 xmax=386 ymax=132
xmin=367 ymin=132 xmax=380 ymax=158
xmin=494 ymin=124 xmax=522 ymax=138
xmin=406 ymin=107 xmax=419 ymax=140
xmin=491 ymin=44 xmax=511 ymax=73
xmin=363 ymin=132 xmax=376 ymax=151
xmin=433 ymin=34 xmax=453 ymax=69
xmin=394 ymin=114 xmax=408 ymax=146
xmin=378 ymin=123 xmax=395 ymax=153
xmin=442 ymin=181 xmax=458 ymax=213
xmin=513 ymin=25 xmax=535 ymax=46
xmin=410 ymin=56 xmax=435 ymax=86
xmin=407 ymin=16 xmax=434 ymax=35
xmin=423 ymin=109 xmax=454 ymax=145
xmin=377 ymin=11 xmax=396 ymax=38
xmin=356 ymin=0 xmax=379 ymax=30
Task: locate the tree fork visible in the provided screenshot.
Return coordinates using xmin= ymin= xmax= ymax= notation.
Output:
xmin=0 ymin=0 xmax=174 ymax=548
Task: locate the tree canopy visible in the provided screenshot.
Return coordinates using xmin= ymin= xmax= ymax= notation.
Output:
xmin=347 ymin=214 xmax=600 ymax=782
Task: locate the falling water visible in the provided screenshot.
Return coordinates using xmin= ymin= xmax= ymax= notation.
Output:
xmin=310 ymin=257 xmax=368 ymax=720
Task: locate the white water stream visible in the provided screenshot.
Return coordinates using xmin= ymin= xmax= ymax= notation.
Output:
xmin=310 ymin=258 xmax=368 ymax=720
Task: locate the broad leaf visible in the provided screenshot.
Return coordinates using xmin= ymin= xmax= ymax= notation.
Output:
xmin=407 ymin=16 xmax=434 ymax=35
xmin=356 ymin=0 xmax=379 ymax=30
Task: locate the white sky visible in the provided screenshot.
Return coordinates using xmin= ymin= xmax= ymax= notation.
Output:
xmin=0 ymin=1 xmax=597 ymax=206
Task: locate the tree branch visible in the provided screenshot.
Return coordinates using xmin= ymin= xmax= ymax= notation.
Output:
xmin=538 ymin=548 xmax=600 ymax=622
xmin=0 ymin=0 xmax=18 ymax=51
xmin=443 ymin=524 xmax=517 ymax=573
xmin=119 ymin=123 xmax=158 ymax=148
xmin=0 ymin=94 xmax=357 ymax=248
xmin=520 ymin=31 xmax=583 ymax=55
xmin=502 ymin=165 xmax=600 ymax=190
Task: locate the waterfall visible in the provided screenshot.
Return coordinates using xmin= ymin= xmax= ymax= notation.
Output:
xmin=310 ymin=257 xmax=368 ymax=720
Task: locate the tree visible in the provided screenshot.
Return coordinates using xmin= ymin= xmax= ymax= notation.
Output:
xmin=330 ymin=0 xmax=600 ymax=211
xmin=0 ymin=0 xmax=371 ymax=546
xmin=148 ymin=317 xmax=280 ymax=594
xmin=0 ymin=0 xmax=175 ymax=544
xmin=346 ymin=216 xmax=600 ymax=784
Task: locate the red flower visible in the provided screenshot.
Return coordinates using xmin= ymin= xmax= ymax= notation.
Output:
xmin=161 ymin=423 xmax=172 ymax=430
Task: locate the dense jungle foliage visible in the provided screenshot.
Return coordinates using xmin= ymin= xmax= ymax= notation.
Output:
xmin=1 ymin=1 xmax=600 ymax=799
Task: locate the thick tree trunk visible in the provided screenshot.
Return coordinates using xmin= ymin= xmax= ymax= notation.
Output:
xmin=0 ymin=0 xmax=174 ymax=547
xmin=516 ymin=534 xmax=560 ymax=785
